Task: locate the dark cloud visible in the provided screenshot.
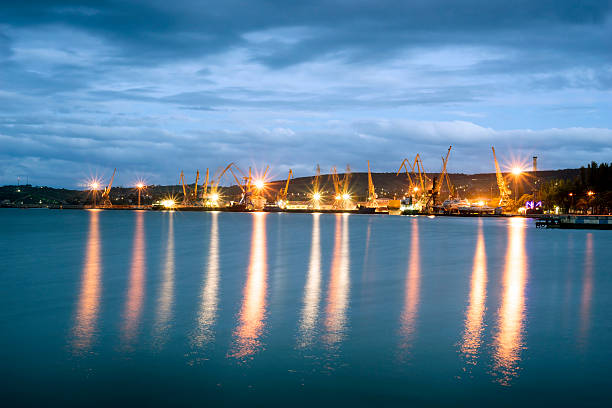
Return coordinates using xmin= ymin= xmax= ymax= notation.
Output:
xmin=0 ymin=1 xmax=611 ymax=187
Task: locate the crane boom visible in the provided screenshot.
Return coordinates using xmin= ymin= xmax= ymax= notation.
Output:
xmin=367 ymin=160 xmax=376 ymax=203
xmin=194 ymin=170 xmax=200 ymax=199
xmin=277 ymin=169 xmax=293 ymax=202
xmin=492 ymin=146 xmax=512 ymax=206
xmin=101 ymin=168 xmax=116 ymax=207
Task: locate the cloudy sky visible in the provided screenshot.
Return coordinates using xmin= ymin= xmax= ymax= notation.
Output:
xmin=1 ymin=0 xmax=611 ymax=187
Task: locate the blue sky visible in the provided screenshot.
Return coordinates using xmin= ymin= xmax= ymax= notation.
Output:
xmin=1 ymin=0 xmax=611 ymax=187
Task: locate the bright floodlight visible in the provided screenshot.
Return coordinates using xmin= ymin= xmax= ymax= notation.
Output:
xmin=136 ymin=183 xmax=144 ymax=189
xmin=587 ymin=190 xmax=595 ymax=196
xmin=512 ymin=167 xmax=522 ymax=175
xmin=162 ymin=199 xmax=175 ymax=208
xmin=342 ymin=193 xmax=350 ymax=200
xmin=413 ymin=187 xmax=419 ymax=192
xmin=210 ymin=193 xmax=219 ymax=201
xmin=335 ymin=195 xmax=341 ymax=200
xmin=90 ymin=182 xmax=99 ymax=190
xmin=313 ymin=192 xmax=321 ymax=201
xmin=254 ymin=179 xmax=265 ymax=190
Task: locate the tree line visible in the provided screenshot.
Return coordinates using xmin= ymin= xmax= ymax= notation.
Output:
xmin=539 ymin=162 xmax=612 ymax=214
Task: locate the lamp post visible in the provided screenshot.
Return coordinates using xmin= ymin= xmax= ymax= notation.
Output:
xmin=136 ymin=183 xmax=145 ymax=208
xmin=90 ymin=182 xmax=99 ymax=208
xmin=512 ymin=167 xmax=522 ymax=201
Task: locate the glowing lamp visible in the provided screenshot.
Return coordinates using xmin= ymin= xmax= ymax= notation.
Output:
xmin=313 ymin=192 xmax=321 ymax=201
xmin=162 ymin=199 xmax=175 ymax=208
xmin=413 ymin=187 xmax=419 ymax=193
xmin=136 ymin=183 xmax=144 ymax=189
xmin=254 ymin=179 xmax=265 ymax=190
xmin=342 ymin=193 xmax=350 ymax=200
xmin=210 ymin=193 xmax=219 ymax=202
xmin=587 ymin=191 xmax=595 ymax=196
xmin=335 ymin=195 xmax=341 ymax=200
xmin=512 ymin=167 xmax=522 ymax=176
xmin=90 ymin=182 xmax=100 ymax=190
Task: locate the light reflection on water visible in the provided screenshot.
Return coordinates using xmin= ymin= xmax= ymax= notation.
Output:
xmin=47 ymin=210 xmax=610 ymax=401
xmin=297 ymin=213 xmax=321 ymax=349
xmin=121 ymin=211 xmax=146 ymax=349
xmin=323 ymin=213 xmax=350 ymax=348
xmin=153 ymin=211 xmax=174 ymax=348
xmin=191 ymin=211 xmax=220 ymax=349
xmin=71 ymin=210 xmax=102 ymax=353
xmin=460 ymin=219 xmax=487 ymax=368
xmin=398 ymin=217 xmax=420 ymax=359
xmin=579 ymin=233 xmax=594 ymax=348
xmin=229 ymin=212 xmax=268 ymax=360
xmin=492 ymin=217 xmax=527 ymax=385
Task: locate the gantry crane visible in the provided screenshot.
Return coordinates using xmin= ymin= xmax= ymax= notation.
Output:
xmin=276 ymin=169 xmax=293 ymax=208
xmin=101 ymin=168 xmax=116 ymax=207
xmin=492 ymin=146 xmax=512 ymax=207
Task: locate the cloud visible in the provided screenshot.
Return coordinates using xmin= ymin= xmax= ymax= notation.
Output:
xmin=0 ymin=1 xmax=611 ymax=187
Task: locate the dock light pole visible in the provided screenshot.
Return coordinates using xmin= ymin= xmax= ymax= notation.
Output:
xmin=136 ymin=183 xmax=145 ymax=208
xmin=512 ymin=167 xmax=522 ymax=201
xmin=90 ymin=182 xmax=99 ymax=208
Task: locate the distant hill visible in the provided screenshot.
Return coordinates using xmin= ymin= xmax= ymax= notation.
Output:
xmin=1 ymin=169 xmax=580 ymax=206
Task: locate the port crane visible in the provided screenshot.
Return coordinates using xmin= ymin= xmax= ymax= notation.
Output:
xmin=492 ymin=146 xmax=512 ymax=207
xmin=428 ymin=146 xmax=452 ymax=208
xmin=207 ymin=163 xmax=234 ymax=206
xmin=179 ymin=170 xmax=188 ymax=204
xmin=229 ymin=164 xmax=270 ymax=208
xmin=397 ymin=154 xmax=429 ymax=198
xmin=309 ymin=164 xmax=321 ymax=209
xmin=101 ymin=168 xmax=116 ymax=207
xmin=366 ymin=160 xmax=377 ymax=206
xmin=276 ymin=169 xmax=293 ymax=208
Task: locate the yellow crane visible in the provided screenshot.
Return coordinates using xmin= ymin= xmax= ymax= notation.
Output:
xmin=202 ymin=168 xmax=209 ymax=201
xmin=397 ymin=154 xmax=428 ymax=196
xmin=277 ymin=169 xmax=293 ymax=207
xmin=492 ymin=146 xmax=512 ymax=207
xmin=208 ymin=163 xmax=234 ymax=206
xmin=193 ymin=169 xmax=200 ymax=201
xmin=310 ymin=164 xmax=322 ymax=208
xmin=330 ymin=166 xmax=341 ymax=200
xmin=179 ymin=170 xmax=191 ymax=205
xmin=367 ymin=160 xmax=377 ymax=205
xmin=101 ymin=168 xmax=116 ymax=207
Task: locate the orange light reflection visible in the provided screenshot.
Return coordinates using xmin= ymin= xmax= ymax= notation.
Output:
xmin=153 ymin=212 xmax=174 ymax=348
xmin=230 ymin=212 xmax=268 ymax=360
xmin=399 ymin=218 xmax=420 ymax=358
xmin=460 ymin=219 xmax=487 ymax=367
xmin=121 ymin=211 xmax=146 ymax=348
xmin=297 ymin=213 xmax=321 ymax=348
xmin=71 ymin=210 xmax=102 ymax=353
xmin=192 ymin=212 xmax=220 ymax=348
xmin=324 ymin=213 xmax=350 ymax=348
xmin=492 ymin=217 xmax=527 ymax=385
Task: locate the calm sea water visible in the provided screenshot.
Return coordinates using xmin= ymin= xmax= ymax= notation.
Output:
xmin=1 ymin=209 xmax=611 ymax=406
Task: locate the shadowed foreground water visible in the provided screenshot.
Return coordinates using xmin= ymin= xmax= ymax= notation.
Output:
xmin=1 ymin=209 xmax=611 ymax=406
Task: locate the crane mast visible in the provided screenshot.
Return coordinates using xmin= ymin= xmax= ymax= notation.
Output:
xmin=367 ymin=160 xmax=376 ymax=204
xmin=492 ymin=146 xmax=512 ymax=207
xmin=277 ymin=169 xmax=293 ymax=207
xmin=101 ymin=168 xmax=116 ymax=207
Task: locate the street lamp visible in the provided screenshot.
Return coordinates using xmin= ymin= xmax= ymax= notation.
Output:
xmin=511 ymin=167 xmax=522 ymax=201
xmin=136 ymin=182 xmax=145 ymax=208
xmin=90 ymin=181 xmax=100 ymax=208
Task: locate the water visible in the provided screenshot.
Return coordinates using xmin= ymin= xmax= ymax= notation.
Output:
xmin=1 ymin=209 xmax=611 ymax=406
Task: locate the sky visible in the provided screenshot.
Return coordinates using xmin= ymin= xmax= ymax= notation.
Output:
xmin=1 ymin=0 xmax=611 ymax=187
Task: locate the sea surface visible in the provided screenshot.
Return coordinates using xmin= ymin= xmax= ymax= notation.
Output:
xmin=1 ymin=209 xmax=611 ymax=406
